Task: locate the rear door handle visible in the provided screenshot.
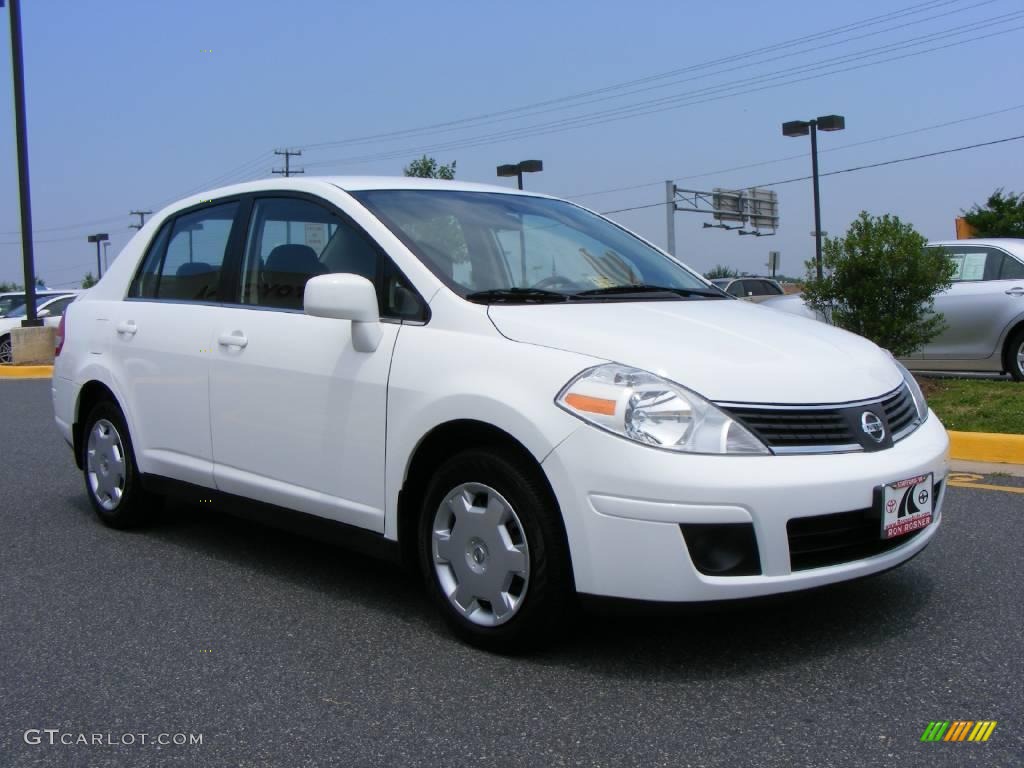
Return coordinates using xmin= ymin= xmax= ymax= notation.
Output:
xmin=1006 ymin=287 xmax=1024 ymax=296
xmin=218 ymin=331 xmax=248 ymax=349
xmin=116 ymin=321 xmax=137 ymax=336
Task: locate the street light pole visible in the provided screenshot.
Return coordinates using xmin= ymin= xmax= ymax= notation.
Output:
xmin=782 ymin=114 xmax=845 ymax=281
xmin=810 ymin=121 xmax=823 ymax=281
xmin=4 ymin=0 xmax=42 ymax=327
xmin=88 ymin=233 xmax=109 ymax=279
xmin=496 ymin=161 xmax=544 ymax=285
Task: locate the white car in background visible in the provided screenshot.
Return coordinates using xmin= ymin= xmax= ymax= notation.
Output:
xmin=762 ymin=239 xmax=1024 ymax=380
xmin=0 ymin=292 xmax=79 ymax=364
xmin=52 ymin=177 xmax=948 ymax=651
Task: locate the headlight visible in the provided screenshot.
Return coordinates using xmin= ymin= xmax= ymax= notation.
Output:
xmin=556 ymin=364 xmax=769 ymax=455
xmin=893 ymin=359 xmax=928 ymax=423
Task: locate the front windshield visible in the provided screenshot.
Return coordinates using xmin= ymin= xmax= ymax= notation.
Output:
xmin=353 ymin=190 xmax=713 ymax=301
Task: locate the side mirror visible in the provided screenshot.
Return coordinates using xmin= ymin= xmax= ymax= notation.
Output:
xmin=304 ymin=274 xmax=382 ymax=353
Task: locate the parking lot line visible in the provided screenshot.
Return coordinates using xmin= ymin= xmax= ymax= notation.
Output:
xmin=947 ymin=480 xmax=1024 ymax=495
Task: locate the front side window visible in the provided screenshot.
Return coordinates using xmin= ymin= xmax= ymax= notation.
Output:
xmin=238 ymin=197 xmax=424 ymax=319
xmin=129 ymin=202 xmax=238 ymax=301
xmin=353 ymin=190 xmax=714 ymax=302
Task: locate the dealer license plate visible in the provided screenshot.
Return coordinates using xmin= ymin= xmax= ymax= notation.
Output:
xmin=878 ymin=473 xmax=934 ymax=540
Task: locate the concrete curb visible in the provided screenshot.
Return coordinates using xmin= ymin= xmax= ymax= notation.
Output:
xmin=0 ymin=365 xmax=53 ymax=379
xmin=948 ymin=430 xmax=1024 ymax=466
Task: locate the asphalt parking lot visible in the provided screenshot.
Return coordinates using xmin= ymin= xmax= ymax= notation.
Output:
xmin=1 ymin=379 xmax=1021 ymax=768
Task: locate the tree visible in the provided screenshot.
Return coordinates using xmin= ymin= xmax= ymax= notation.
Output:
xmin=704 ymin=264 xmax=738 ymax=279
xmin=0 ymin=281 xmax=17 ymax=292
xmin=403 ymin=155 xmax=456 ymax=180
xmin=961 ymin=188 xmax=1024 ymax=238
xmin=801 ymin=212 xmax=955 ymax=357
xmin=81 ymin=272 xmax=98 ymax=289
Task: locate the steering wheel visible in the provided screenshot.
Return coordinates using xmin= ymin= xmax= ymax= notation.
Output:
xmin=530 ymin=275 xmax=579 ymax=291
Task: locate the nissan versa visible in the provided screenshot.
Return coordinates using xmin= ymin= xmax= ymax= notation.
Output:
xmin=53 ymin=177 xmax=949 ymax=651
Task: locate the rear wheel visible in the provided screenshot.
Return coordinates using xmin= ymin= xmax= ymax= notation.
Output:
xmin=0 ymin=335 xmax=11 ymax=364
xmin=1007 ymin=327 xmax=1024 ymax=382
xmin=418 ymin=448 xmax=573 ymax=652
xmin=82 ymin=400 xmax=156 ymax=528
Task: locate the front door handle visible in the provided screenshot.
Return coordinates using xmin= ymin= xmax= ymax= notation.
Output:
xmin=1006 ymin=287 xmax=1024 ymax=297
xmin=116 ymin=321 xmax=137 ymax=336
xmin=218 ymin=331 xmax=248 ymax=349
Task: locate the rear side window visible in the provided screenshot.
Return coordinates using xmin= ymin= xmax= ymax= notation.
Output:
xmin=128 ymin=202 xmax=239 ymax=301
xmin=997 ymin=253 xmax=1024 ymax=280
xmin=727 ymin=281 xmax=746 ymax=297
xmin=755 ymin=279 xmax=783 ymax=295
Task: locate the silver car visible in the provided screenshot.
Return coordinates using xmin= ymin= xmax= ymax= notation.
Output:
xmin=909 ymin=239 xmax=1024 ymax=380
xmin=761 ymin=239 xmax=1024 ymax=381
xmin=710 ymin=276 xmax=786 ymax=302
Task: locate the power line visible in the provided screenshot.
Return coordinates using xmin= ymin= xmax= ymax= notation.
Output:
xmin=565 ymin=103 xmax=1024 ymax=200
xmin=301 ymin=15 xmax=1024 ymax=171
xmin=596 ymin=134 xmax=1024 ymax=215
xmin=294 ymin=0 xmax=978 ymax=153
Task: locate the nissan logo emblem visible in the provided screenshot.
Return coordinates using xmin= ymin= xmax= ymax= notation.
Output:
xmin=860 ymin=411 xmax=886 ymax=443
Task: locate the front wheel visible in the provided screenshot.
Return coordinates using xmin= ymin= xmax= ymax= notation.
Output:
xmin=0 ymin=335 xmax=11 ymax=364
xmin=82 ymin=400 xmax=156 ymax=528
xmin=418 ymin=449 xmax=573 ymax=652
xmin=1007 ymin=327 xmax=1024 ymax=382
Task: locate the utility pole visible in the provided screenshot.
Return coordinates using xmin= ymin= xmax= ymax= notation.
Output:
xmin=665 ymin=181 xmax=676 ymax=256
xmin=5 ymin=0 xmax=42 ymax=327
xmin=129 ymin=210 xmax=152 ymax=230
xmin=272 ymin=149 xmax=304 ymax=177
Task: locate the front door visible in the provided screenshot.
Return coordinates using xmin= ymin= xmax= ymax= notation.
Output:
xmin=208 ymin=195 xmax=417 ymax=532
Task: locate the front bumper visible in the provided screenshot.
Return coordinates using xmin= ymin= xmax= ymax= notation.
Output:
xmin=541 ymin=412 xmax=949 ymax=602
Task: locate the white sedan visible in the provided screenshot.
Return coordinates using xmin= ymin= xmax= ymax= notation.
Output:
xmin=0 ymin=293 xmax=79 ymax=364
xmin=52 ymin=177 xmax=948 ymax=651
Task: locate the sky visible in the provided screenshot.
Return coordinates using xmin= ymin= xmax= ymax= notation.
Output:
xmin=1 ymin=0 xmax=1022 ymax=287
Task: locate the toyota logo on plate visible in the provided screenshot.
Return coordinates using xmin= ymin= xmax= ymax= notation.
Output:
xmin=860 ymin=411 xmax=886 ymax=443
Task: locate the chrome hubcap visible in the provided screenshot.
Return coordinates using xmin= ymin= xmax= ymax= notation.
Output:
xmin=87 ymin=419 xmax=126 ymax=511
xmin=0 ymin=338 xmax=11 ymax=364
xmin=432 ymin=482 xmax=530 ymax=627
xmin=1017 ymin=341 xmax=1024 ymax=375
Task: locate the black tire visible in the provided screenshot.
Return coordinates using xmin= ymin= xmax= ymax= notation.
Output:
xmin=81 ymin=399 xmax=156 ymax=528
xmin=1006 ymin=327 xmax=1024 ymax=382
xmin=417 ymin=448 xmax=574 ymax=653
xmin=0 ymin=335 xmax=11 ymax=365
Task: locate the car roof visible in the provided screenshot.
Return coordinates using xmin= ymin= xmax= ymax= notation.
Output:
xmin=928 ymin=238 xmax=1024 ymax=254
xmin=199 ymin=175 xmax=541 ymax=200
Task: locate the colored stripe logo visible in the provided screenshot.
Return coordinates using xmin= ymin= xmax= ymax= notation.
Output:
xmin=921 ymin=721 xmax=997 ymax=742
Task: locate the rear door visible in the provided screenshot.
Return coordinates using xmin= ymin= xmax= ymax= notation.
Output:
xmin=111 ymin=200 xmax=242 ymax=486
xmin=922 ymin=245 xmax=1024 ymax=360
xmin=207 ymin=193 xmax=426 ymax=531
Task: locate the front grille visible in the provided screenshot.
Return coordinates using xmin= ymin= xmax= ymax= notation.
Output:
xmin=721 ymin=407 xmax=856 ymax=449
xmin=786 ymin=481 xmax=940 ymax=571
xmin=719 ymin=385 xmax=921 ymax=454
xmin=881 ymin=386 xmax=917 ymax=438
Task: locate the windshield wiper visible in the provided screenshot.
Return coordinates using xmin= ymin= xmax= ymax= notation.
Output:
xmin=572 ymin=284 xmax=727 ymax=299
xmin=465 ymin=287 xmax=572 ymax=304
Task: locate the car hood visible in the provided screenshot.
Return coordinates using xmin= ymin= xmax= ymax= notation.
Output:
xmin=487 ymin=299 xmax=901 ymax=404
